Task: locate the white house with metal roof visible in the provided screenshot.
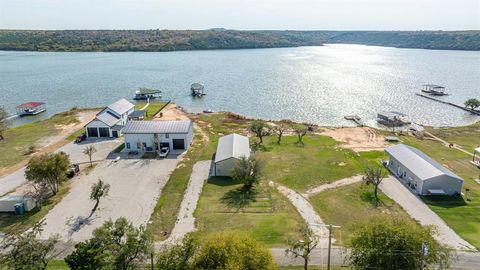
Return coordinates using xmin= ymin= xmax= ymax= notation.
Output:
xmin=85 ymin=99 xmax=135 ymax=138
xmin=385 ymin=144 xmax=464 ymax=196
xmin=123 ymin=120 xmax=193 ymax=152
xmin=214 ymin=134 xmax=251 ymax=176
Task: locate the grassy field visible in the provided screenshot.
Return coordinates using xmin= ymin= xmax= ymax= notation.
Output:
xmin=193 ymin=177 xmax=304 ymax=247
xmin=427 ymin=122 xmax=480 ymax=153
xmin=257 ymin=135 xmax=383 ymax=192
xmin=0 ymin=183 xmax=70 ymax=234
xmin=134 ymin=101 xmax=168 ymax=120
xmin=0 ymin=110 xmax=80 ymax=169
xmin=309 ymin=182 xmax=415 ymax=246
xmin=400 ymin=135 xmax=480 ymax=249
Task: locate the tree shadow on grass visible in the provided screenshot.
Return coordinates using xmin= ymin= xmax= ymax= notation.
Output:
xmin=221 ymin=186 xmax=259 ymax=212
xmin=360 ymin=189 xmax=386 ymax=207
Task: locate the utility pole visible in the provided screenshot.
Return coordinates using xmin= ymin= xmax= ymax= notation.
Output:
xmin=309 ymin=223 xmax=341 ymax=270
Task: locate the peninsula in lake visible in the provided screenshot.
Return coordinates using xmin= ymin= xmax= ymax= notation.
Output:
xmin=1 ymin=29 xmax=479 ymax=52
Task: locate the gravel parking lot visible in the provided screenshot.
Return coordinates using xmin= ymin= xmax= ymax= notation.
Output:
xmin=39 ymin=154 xmax=182 ymax=242
xmin=0 ymin=138 xmax=121 ymax=196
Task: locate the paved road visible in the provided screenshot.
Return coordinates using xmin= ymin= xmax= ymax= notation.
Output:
xmin=380 ymin=177 xmax=476 ymax=251
xmin=38 ymin=154 xmax=182 ymax=242
xmin=276 ymin=184 xmax=332 ymax=247
xmin=160 ymin=160 xmax=212 ymax=246
xmin=0 ymin=139 xmax=121 ymax=196
xmin=271 ymin=247 xmax=480 ymax=269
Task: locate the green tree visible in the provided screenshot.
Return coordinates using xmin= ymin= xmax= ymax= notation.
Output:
xmin=349 ymin=217 xmax=455 ymax=270
xmin=25 ymin=152 xmax=71 ymax=196
xmin=0 ymin=106 xmax=8 ymax=140
xmin=362 ymin=165 xmax=386 ymax=207
xmin=156 ymin=235 xmax=198 ymax=270
xmin=249 ymin=121 xmax=270 ymax=144
xmin=272 ymin=123 xmax=289 ymax=144
xmin=83 ymin=145 xmax=97 ymax=167
xmin=88 ymin=179 xmax=110 ymax=219
xmin=285 ymin=224 xmax=319 ymax=270
xmin=194 ymin=231 xmax=276 ymax=270
xmin=464 ymin=98 xmax=480 ymax=111
xmin=0 ymin=221 xmax=58 ymax=270
xmin=64 ymin=240 xmax=104 ymax=270
xmin=230 ymin=156 xmax=262 ymax=190
xmin=293 ymin=124 xmax=308 ymax=144
xmin=66 ymin=217 xmax=153 ymax=270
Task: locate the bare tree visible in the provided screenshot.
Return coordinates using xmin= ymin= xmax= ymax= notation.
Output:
xmin=272 ymin=123 xmax=289 ymax=144
xmin=83 ymin=145 xmax=97 ymax=167
xmin=88 ymin=179 xmax=110 ymax=218
xmin=285 ymin=224 xmax=319 ymax=270
xmin=362 ymin=165 xmax=386 ymax=207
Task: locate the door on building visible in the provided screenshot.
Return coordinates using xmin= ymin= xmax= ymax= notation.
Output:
xmin=87 ymin=128 xmax=99 ymax=137
xmin=172 ymin=139 xmax=185 ymax=150
xmin=99 ymin=128 xmax=110 ymax=137
xmin=112 ymin=131 xmax=118 ymax=138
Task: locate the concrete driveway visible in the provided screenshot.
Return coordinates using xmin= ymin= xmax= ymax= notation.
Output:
xmin=0 ymin=139 xmax=121 ymax=196
xmin=380 ymin=177 xmax=475 ymax=251
xmin=39 ymin=154 xmax=182 ymax=242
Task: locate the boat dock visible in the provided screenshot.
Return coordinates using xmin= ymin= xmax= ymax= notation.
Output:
xmin=344 ymin=115 xmax=364 ymax=126
xmin=416 ymin=93 xmax=480 ymax=116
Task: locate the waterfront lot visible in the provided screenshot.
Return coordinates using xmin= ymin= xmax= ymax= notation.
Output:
xmin=427 ymin=122 xmax=480 ymax=153
xmin=38 ymin=155 xmax=181 ymax=242
xmin=134 ymin=101 xmax=168 ymax=120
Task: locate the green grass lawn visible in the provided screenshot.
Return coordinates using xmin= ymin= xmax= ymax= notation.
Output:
xmin=400 ymin=136 xmax=480 ymax=249
xmin=309 ymin=182 xmax=417 ymax=246
xmin=427 ymin=122 xmax=480 ymax=153
xmin=193 ymin=177 xmax=304 ymax=247
xmin=134 ymin=101 xmax=168 ymax=120
xmin=257 ymin=135 xmax=383 ymax=192
xmin=0 ymin=110 xmax=80 ymax=169
xmin=0 ymin=183 xmax=70 ymax=234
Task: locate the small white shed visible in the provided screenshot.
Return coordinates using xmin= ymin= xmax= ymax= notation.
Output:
xmin=0 ymin=195 xmax=36 ymax=212
xmin=385 ymin=144 xmax=464 ymax=196
xmin=214 ymin=134 xmax=251 ymax=176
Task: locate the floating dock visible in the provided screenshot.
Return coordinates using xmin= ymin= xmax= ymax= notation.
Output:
xmin=416 ymin=93 xmax=480 ymax=116
xmin=344 ymin=115 xmax=364 ymax=126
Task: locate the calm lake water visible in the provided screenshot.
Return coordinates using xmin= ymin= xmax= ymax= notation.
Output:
xmin=1 ymin=44 xmax=479 ymax=127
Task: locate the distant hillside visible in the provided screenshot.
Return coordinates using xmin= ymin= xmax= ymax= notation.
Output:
xmin=0 ymin=30 xmax=479 ymax=52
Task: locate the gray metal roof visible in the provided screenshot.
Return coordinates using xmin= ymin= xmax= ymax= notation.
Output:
xmin=107 ymin=98 xmax=134 ymax=115
xmin=385 ymin=144 xmax=463 ymax=181
xmin=215 ymin=133 xmax=251 ymax=163
xmin=123 ymin=120 xmax=192 ymax=134
xmin=96 ymin=111 xmax=121 ymax=127
xmin=129 ymin=110 xmax=146 ymax=118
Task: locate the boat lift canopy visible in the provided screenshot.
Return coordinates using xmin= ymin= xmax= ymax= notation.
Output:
xmin=15 ymin=102 xmax=45 ymax=109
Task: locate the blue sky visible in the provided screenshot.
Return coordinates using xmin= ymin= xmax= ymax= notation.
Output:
xmin=0 ymin=0 xmax=479 ymax=30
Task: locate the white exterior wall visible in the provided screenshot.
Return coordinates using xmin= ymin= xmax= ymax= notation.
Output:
xmin=85 ymin=120 xmax=114 ymax=137
xmin=215 ymin=158 xmax=238 ymax=176
xmin=124 ymin=131 xmax=193 ymax=151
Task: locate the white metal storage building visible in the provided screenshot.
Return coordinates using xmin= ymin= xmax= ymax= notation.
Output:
xmin=85 ymin=99 xmax=134 ymax=138
xmin=214 ymin=134 xmax=251 ymax=176
xmin=385 ymin=144 xmax=464 ymax=196
xmin=123 ymin=120 xmax=193 ymax=151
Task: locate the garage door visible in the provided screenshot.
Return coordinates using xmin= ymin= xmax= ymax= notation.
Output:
xmin=99 ymin=128 xmax=110 ymax=137
xmin=87 ymin=127 xmax=98 ymax=137
xmin=172 ymin=139 xmax=185 ymax=150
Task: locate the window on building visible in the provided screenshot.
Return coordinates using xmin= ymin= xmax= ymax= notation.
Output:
xmin=165 ymin=133 xmax=170 ymax=138
xmin=126 ymin=142 xmax=130 ymax=149
xmin=137 ymin=142 xmax=141 ymax=149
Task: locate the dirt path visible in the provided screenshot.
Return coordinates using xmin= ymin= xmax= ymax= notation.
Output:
xmin=424 ymin=131 xmax=474 ymax=157
xmin=303 ymin=175 xmax=363 ymax=198
xmin=322 ymin=127 xmax=387 ymax=152
xmin=153 ymin=103 xmax=189 ymax=120
xmin=158 ymin=160 xmax=212 ymax=246
xmin=275 ymin=183 xmax=333 ymax=247
xmin=380 ymin=177 xmax=476 ymax=251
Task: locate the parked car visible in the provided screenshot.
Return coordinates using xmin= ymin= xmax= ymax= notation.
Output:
xmin=75 ymin=133 xmax=86 ymax=143
xmin=128 ymin=151 xmax=139 ymax=156
xmin=158 ymin=147 xmax=169 ymax=158
xmin=67 ymin=164 xmax=80 ymax=178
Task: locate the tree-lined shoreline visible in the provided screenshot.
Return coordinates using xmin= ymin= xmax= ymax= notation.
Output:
xmin=0 ymin=29 xmax=479 ymax=52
